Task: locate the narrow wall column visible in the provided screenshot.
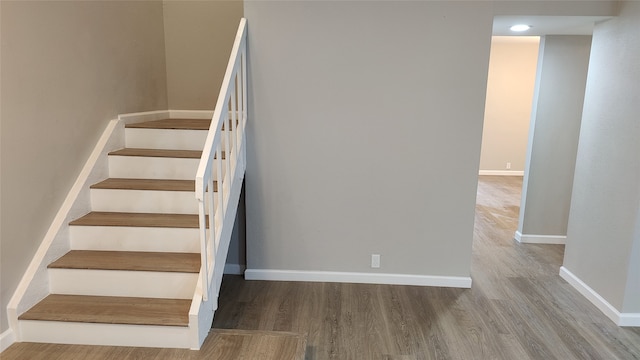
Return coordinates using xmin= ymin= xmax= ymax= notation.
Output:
xmin=561 ymin=1 xmax=640 ymax=325
xmin=516 ymin=35 xmax=592 ymax=244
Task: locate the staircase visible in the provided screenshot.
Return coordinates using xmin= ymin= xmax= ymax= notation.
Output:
xmin=15 ymin=117 xmax=225 ymax=349
xmin=7 ymin=19 xmax=249 ymax=350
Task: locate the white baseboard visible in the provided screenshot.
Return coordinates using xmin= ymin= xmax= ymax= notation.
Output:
xmin=0 ymin=328 xmax=16 ymax=353
xmin=224 ymin=263 xmax=246 ymax=275
xmin=515 ymin=231 xmax=566 ymax=244
xmin=560 ymin=266 xmax=640 ymax=327
xmin=479 ymin=170 xmax=524 ymax=176
xmin=244 ymin=269 xmax=472 ymax=288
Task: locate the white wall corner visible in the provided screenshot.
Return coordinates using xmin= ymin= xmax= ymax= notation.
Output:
xmin=0 ymin=328 xmax=16 ymax=353
xmin=224 ymin=263 xmax=246 ymax=275
xmin=479 ymin=170 xmax=525 ymax=176
xmin=244 ymin=269 xmax=472 ymax=288
xmin=515 ymin=231 xmax=566 ymax=244
xmin=559 ymin=266 xmax=640 ymax=327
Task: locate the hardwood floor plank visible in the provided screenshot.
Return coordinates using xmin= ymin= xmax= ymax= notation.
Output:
xmin=69 ymin=212 xmax=202 ymax=228
xmin=17 ymin=294 xmax=190 ymax=326
xmin=109 ymin=148 xmax=203 ymax=158
xmin=48 ymin=250 xmax=200 ymax=273
xmin=91 ymin=178 xmax=212 ymax=192
xmin=126 ymin=118 xmax=211 ymax=130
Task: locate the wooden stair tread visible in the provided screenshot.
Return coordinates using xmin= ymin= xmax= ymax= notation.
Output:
xmin=207 ymin=329 xmax=308 ymax=360
xmin=69 ymin=212 xmax=203 ymax=228
xmin=125 ymin=118 xmax=237 ymax=131
xmin=90 ymin=178 xmax=216 ymax=192
xmin=18 ymin=294 xmax=190 ymax=326
xmin=109 ymin=148 xmax=202 ymax=159
xmin=126 ymin=118 xmax=211 ymax=130
xmin=109 ymin=148 xmax=225 ymax=160
xmin=48 ymin=250 xmax=200 ymax=273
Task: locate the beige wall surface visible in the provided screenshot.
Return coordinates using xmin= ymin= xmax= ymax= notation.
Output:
xmin=0 ymin=0 xmax=168 ymax=333
xmin=244 ymin=1 xmax=493 ymax=277
xmin=563 ymin=1 xmax=640 ymax=313
xmin=163 ymin=0 xmax=243 ymax=110
xmin=480 ymin=36 xmax=539 ymax=172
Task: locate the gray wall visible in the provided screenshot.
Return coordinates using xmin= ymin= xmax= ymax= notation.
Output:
xmin=163 ymin=0 xmax=243 ymax=109
xmin=244 ymin=1 xmax=493 ymax=277
xmin=563 ymin=1 xmax=640 ymax=313
xmin=0 ymin=1 xmax=168 ymax=333
xmin=518 ymin=35 xmax=591 ymax=238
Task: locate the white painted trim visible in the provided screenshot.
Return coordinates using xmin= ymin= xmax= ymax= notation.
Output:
xmin=479 ymin=170 xmax=524 ymax=176
xmin=118 ymin=110 xmax=170 ymax=125
xmin=244 ymin=269 xmax=472 ymax=288
xmin=224 ymin=263 xmax=246 ymax=275
xmin=7 ymin=118 xmax=123 ymax=340
xmin=0 ymin=328 xmax=16 ymax=353
xmin=168 ymin=110 xmax=214 ymax=119
xmin=559 ymin=266 xmax=640 ymax=327
xmin=514 ymin=231 xmax=566 ymax=244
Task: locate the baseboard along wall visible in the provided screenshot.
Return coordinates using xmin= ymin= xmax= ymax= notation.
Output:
xmin=559 ymin=266 xmax=640 ymax=327
xmin=0 ymin=328 xmax=16 ymax=353
xmin=479 ymin=170 xmax=524 ymax=176
xmin=514 ymin=231 xmax=567 ymax=244
xmin=244 ymin=269 xmax=472 ymax=288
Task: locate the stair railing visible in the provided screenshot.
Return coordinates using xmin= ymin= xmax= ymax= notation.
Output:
xmin=195 ymin=18 xmax=247 ymax=302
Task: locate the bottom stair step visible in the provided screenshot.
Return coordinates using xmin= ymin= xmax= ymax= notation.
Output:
xmin=19 ymin=294 xmax=190 ymax=326
xmin=1 ymin=329 xmax=307 ymax=359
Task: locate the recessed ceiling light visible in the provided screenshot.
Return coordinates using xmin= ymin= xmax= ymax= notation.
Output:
xmin=510 ymin=24 xmax=532 ymax=32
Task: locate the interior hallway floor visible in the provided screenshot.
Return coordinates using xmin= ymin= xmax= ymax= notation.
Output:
xmin=212 ymin=176 xmax=640 ymax=359
xmin=2 ymin=176 xmax=639 ymax=359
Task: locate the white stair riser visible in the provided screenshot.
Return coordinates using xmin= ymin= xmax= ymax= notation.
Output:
xmin=70 ymin=226 xmax=201 ymax=253
xmin=125 ymin=128 xmax=236 ymax=152
xmin=18 ymin=321 xmax=192 ymax=348
xmin=109 ymin=157 xmax=195 ymax=180
xmin=49 ymin=269 xmax=197 ymax=299
xmin=90 ymin=189 xmax=217 ymax=214
xmin=125 ymin=128 xmax=208 ymax=151
xmin=108 ymin=156 xmax=226 ymax=180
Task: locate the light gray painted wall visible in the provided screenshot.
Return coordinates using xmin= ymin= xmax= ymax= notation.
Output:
xmin=624 ymin=205 xmax=640 ymax=313
xmin=518 ymin=35 xmax=591 ymax=237
xmin=244 ymin=1 xmax=493 ymax=277
xmin=563 ymin=1 xmax=640 ymax=312
xmin=163 ymin=0 xmax=243 ymax=110
xmin=0 ymin=1 xmax=168 ymax=333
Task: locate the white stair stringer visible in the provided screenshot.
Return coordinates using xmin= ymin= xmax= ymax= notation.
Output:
xmin=90 ymin=188 xmax=217 ymax=214
xmin=49 ymin=269 xmax=197 ymax=299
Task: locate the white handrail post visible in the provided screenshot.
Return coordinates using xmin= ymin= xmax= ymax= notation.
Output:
xmin=197 ymin=197 xmax=208 ymax=301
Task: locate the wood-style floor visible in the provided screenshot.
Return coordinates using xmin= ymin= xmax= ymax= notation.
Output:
xmin=3 ymin=176 xmax=640 ymax=359
xmin=212 ymin=176 xmax=640 ymax=359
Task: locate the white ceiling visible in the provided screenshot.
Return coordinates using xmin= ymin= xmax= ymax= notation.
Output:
xmin=492 ymin=16 xmax=613 ymax=36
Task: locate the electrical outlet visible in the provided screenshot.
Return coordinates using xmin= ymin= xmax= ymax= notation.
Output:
xmin=506 ymin=162 xmax=511 ymax=170
xmin=371 ymin=254 xmax=381 ymax=268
